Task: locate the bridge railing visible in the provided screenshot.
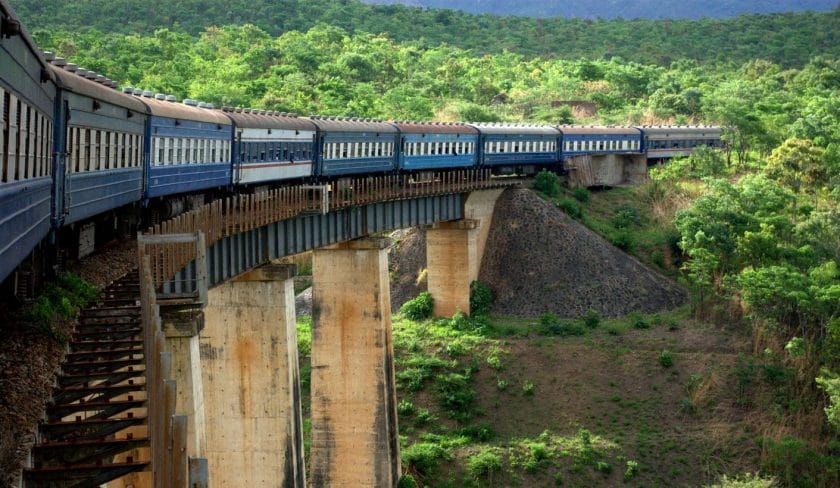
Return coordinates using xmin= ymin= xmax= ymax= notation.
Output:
xmin=139 ymin=169 xmax=498 ymax=291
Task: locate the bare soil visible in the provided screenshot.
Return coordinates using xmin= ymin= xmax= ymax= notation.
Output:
xmin=479 ymin=189 xmax=686 ymax=318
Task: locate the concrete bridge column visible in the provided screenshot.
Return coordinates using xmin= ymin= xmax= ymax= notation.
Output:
xmin=310 ymin=237 xmax=400 ymax=488
xmin=160 ymin=306 xmax=207 ymax=459
xmin=200 ymin=264 xmax=306 ymax=487
xmin=426 ymin=189 xmax=505 ymax=317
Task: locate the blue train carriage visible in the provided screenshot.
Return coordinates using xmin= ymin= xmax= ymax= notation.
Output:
xmin=50 ymin=61 xmax=147 ymax=242
xmin=308 ymin=116 xmax=397 ymax=178
xmin=137 ymin=92 xmax=233 ymax=202
xmin=0 ymin=0 xmax=57 ymax=283
xmin=469 ymin=123 xmax=560 ymax=175
xmin=636 ymin=125 xmax=723 ymax=160
xmin=224 ymin=108 xmax=317 ymax=186
xmin=391 ymin=121 xmax=478 ymax=172
xmin=557 ymin=125 xmax=642 ymax=158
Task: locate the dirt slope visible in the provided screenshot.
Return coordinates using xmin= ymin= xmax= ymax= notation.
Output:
xmin=479 ymin=189 xmax=686 ymax=318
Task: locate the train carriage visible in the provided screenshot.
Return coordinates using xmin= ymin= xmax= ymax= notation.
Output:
xmin=636 ymin=125 xmax=723 ymax=160
xmin=138 ymin=93 xmax=233 ymax=199
xmin=470 ymin=123 xmax=560 ymax=173
xmin=223 ymin=108 xmax=317 ymax=185
xmin=558 ymin=125 xmax=642 ymax=157
xmin=0 ymin=0 xmax=56 ymax=282
xmin=51 ymin=63 xmax=147 ymax=228
xmin=392 ymin=121 xmax=478 ymax=171
xmin=309 ymin=117 xmax=398 ymax=178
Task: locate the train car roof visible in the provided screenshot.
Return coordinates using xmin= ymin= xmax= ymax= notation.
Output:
xmin=389 ymin=121 xmax=478 ymax=135
xmin=306 ymin=116 xmax=398 ymax=133
xmin=50 ymin=66 xmax=147 ymax=112
xmin=557 ymin=125 xmax=641 ymax=136
xmin=136 ymin=95 xmax=231 ymax=125
xmin=634 ymin=125 xmax=722 ymax=136
xmin=0 ymin=0 xmax=54 ymax=79
xmin=222 ymin=108 xmax=316 ymax=131
xmin=467 ymin=123 xmax=560 ymax=135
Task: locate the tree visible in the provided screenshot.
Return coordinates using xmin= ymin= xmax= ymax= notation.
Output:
xmin=765 ymin=138 xmax=827 ymax=194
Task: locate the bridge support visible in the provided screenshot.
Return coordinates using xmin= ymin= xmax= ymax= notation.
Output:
xmin=426 ymin=189 xmax=505 ymax=317
xmin=200 ymin=264 xmax=306 ymax=487
xmin=161 ymin=306 xmax=207 ymax=459
xmin=310 ymin=237 xmax=400 ymax=487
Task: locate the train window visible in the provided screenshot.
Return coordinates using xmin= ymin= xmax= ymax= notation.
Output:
xmin=0 ymin=89 xmax=5 ymax=181
xmin=195 ymin=140 xmax=201 ymax=163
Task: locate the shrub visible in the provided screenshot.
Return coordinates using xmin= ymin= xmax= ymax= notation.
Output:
xmin=414 ymin=408 xmax=434 ymax=427
xmin=496 ymin=379 xmax=508 ymax=391
xmin=402 ymin=442 xmax=449 ymax=476
xmin=400 ymin=292 xmax=434 ymax=320
xmin=596 ymin=461 xmax=613 ymax=475
xmin=398 ymin=399 xmax=415 ymax=417
xmin=582 ymin=309 xmax=601 ymax=329
xmin=573 ymin=186 xmax=591 ymax=203
xmin=651 ymin=250 xmax=665 ymax=268
xmin=397 ymin=475 xmax=418 ymax=488
xmin=467 ymin=449 xmax=502 ymax=479
xmin=704 ymin=473 xmax=776 ymax=488
xmin=612 ymin=205 xmax=641 ymax=229
xmin=435 ymin=372 xmax=476 ymax=422
xmin=469 ymin=281 xmax=494 ymax=316
xmin=557 ymin=198 xmax=583 ymax=219
xmin=624 ymin=460 xmax=639 ymax=481
xmin=538 ymin=312 xmax=586 ymax=336
xmin=522 ymin=381 xmax=535 ymax=396
xmin=630 ymin=313 xmax=650 ymax=329
xmin=610 ymin=230 xmax=634 ymax=251
xmin=534 ymin=169 xmax=561 ymax=197
xmin=457 ymin=424 xmax=496 ymax=442
xmin=659 ymin=350 xmax=674 ymax=368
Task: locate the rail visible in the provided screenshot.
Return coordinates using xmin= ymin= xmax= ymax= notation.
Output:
xmin=139 ymin=169 xmax=499 ymax=291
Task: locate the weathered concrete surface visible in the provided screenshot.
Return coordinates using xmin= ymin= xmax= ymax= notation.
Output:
xmin=162 ymin=307 xmax=207 ymax=459
xmin=566 ymin=153 xmax=648 ymax=187
xmin=426 ymin=189 xmax=505 ymax=317
xmin=200 ymin=264 xmax=305 ymax=487
xmin=310 ymin=238 xmax=400 ymax=488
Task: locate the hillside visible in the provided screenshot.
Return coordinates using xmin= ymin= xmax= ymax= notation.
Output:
xmin=14 ymin=0 xmax=840 ymax=65
xmin=364 ymin=0 xmax=839 ymax=20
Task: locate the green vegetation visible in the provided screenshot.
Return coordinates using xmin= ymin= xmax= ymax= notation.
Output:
xmin=18 ymin=1 xmax=840 ymax=66
xmin=28 ymin=273 xmax=99 ymax=342
xmin=399 ymin=292 xmax=434 ymax=320
xmin=468 ymin=281 xmax=494 ymax=316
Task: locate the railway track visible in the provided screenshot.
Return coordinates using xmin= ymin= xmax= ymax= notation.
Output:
xmin=23 ymin=271 xmax=150 ymax=488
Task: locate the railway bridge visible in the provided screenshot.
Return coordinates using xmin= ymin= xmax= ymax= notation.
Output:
xmin=63 ymin=170 xmax=512 ymax=488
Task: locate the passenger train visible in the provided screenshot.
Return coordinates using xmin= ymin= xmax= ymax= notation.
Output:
xmin=0 ymin=0 xmax=723 ymax=292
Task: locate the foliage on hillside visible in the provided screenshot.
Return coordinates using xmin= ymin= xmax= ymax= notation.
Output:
xmin=33 ymin=24 xmax=840 ymax=155
xmin=364 ymin=0 xmax=838 ymax=20
xmin=15 ymin=0 xmax=840 ymax=66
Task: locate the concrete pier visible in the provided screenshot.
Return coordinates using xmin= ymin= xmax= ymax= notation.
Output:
xmin=426 ymin=189 xmax=505 ymax=317
xmin=200 ymin=264 xmax=306 ymax=487
xmin=310 ymin=238 xmax=400 ymax=488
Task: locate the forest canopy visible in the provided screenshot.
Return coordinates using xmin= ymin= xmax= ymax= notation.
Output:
xmin=15 ymin=0 xmax=840 ymax=67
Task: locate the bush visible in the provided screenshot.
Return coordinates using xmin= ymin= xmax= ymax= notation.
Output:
xmin=624 ymin=460 xmax=639 ymax=481
xmin=582 ymin=309 xmax=601 ymax=329
xmin=534 ymin=169 xmax=561 ymax=197
xmin=397 ymin=475 xmax=418 ymax=488
xmin=659 ymin=350 xmax=674 ymax=368
xmin=457 ymin=424 xmax=496 ymax=442
xmin=538 ymin=312 xmax=586 ymax=336
xmin=522 ymin=381 xmax=535 ymax=396
xmin=398 ymin=399 xmax=415 ymax=417
xmin=467 ymin=449 xmax=502 ymax=479
xmin=610 ymin=230 xmax=634 ymax=251
xmin=402 ymin=442 xmax=449 ymax=476
xmin=596 ymin=461 xmax=613 ymax=475
xmin=704 ymin=473 xmax=776 ymax=488
xmin=435 ymin=372 xmax=476 ymax=422
xmin=630 ymin=312 xmax=650 ymax=329
xmin=414 ymin=408 xmax=435 ymax=427
xmin=400 ymin=292 xmax=434 ymax=320
xmin=612 ymin=205 xmax=641 ymax=229
xmin=573 ymin=186 xmax=591 ymax=203
xmin=557 ymin=198 xmax=583 ymax=219
xmin=470 ymin=281 xmax=494 ymax=316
